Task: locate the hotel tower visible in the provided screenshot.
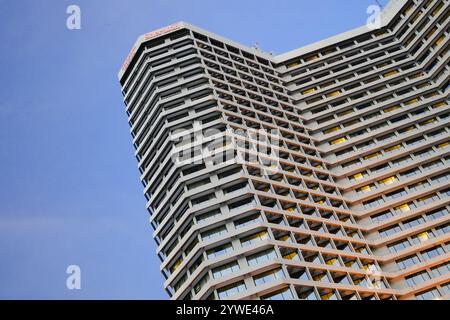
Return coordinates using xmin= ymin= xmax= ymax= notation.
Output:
xmin=118 ymin=0 xmax=450 ymax=300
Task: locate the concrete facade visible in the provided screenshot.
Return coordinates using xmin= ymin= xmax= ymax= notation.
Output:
xmin=118 ymin=0 xmax=450 ymax=300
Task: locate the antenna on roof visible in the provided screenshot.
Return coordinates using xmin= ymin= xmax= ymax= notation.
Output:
xmin=252 ymin=42 xmax=260 ymax=51
xmin=253 ymin=42 xmax=271 ymax=55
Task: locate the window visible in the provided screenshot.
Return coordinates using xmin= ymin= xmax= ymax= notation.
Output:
xmin=371 ymin=211 xmax=392 ymax=223
xmin=325 ymin=257 xmax=340 ymax=266
xmin=401 ymin=168 xmax=420 ymax=178
xmin=435 ymin=35 xmax=445 ymax=46
xmin=435 ymin=224 xmax=450 ymax=236
xmin=384 ymin=144 xmax=402 ymax=152
xmin=411 ymin=231 xmax=434 ymax=244
xmin=441 ymin=282 xmax=450 ymax=296
xmin=383 ymin=105 xmax=401 ymax=113
xmin=358 ymin=184 xmax=375 ymax=193
xmin=234 ymin=214 xmax=263 ymax=228
xmin=321 ymin=290 xmax=338 ymax=300
xmin=350 ymin=172 xmax=367 ymax=181
xmin=298 ymin=288 xmax=317 ymax=300
xmin=437 ymin=141 xmax=450 ymax=149
xmin=383 ymin=70 xmax=399 ymax=78
xmin=364 ymin=197 xmax=384 ymax=209
xmin=392 ymin=156 xmax=411 ymax=166
xmin=228 ymin=197 xmax=255 ymax=211
xmin=323 ymin=126 xmax=341 ymax=134
xmin=247 ymin=249 xmax=277 ymax=266
xmin=421 ymin=246 xmax=445 ymax=261
xmin=170 ymin=257 xmax=183 ymax=274
xmin=217 ymin=281 xmax=247 ymax=299
xmin=406 ymin=271 xmax=431 ymax=286
xmin=410 ymin=180 xmax=430 ymax=192
xmin=440 ymin=188 xmax=450 ymax=197
xmin=403 ymin=217 xmax=425 ymax=229
xmin=370 ymin=164 xmax=390 ymax=173
xmin=194 ymin=273 xmax=210 ymax=294
xmin=212 ymin=262 xmax=240 ymax=279
xmin=388 ymin=240 xmax=410 ymax=253
xmin=197 ymin=209 xmax=222 ymax=224
xmin=394 ymin=203 xmax=412 ymax=213
xmin=207 ymin=243 xmax=233 ymax=259
xmin=330 ymin=137 xmax=347 ymax=145
xmin=417 ymin=194 xmax=438 ymax=206
xmin=385 ymin=189 xmax=407 ymax=200
xmin=431 ymin=262 xmax=450 ymax=277
xmin=313 ymin=271 xmax=330 ymax=283
xmin=261 ymin=288 xmax=294 ymax=300
xmin=327 ymin=90 xmax=341 ymax=98
xmin=415 ymin=288 xmax=441 ymax=300
xmin=379 ymin=176 xmax=398 ymax=185
xmin=364 ymin=152 xmax=381 ymax=160
xmin=302 ymin=88 xmax=316 ymax=95
xmin=241 ymin=231 xmax=269 ymax=247
xmin=284 ymin=248 xmax=302 ymax=260
xmin=396 ymin=255 xmax=420 ymax=270
xmin=201 ymin=226 xmax=228 ymax=241
xmin=253 ymin=268 xmax=284 ymax=286
xmin=379 ymin=225 xmax=401 ymax=237
xmin=427 ymin=208 xmax=448 ymax=220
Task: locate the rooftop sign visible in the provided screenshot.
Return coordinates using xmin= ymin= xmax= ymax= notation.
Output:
xmin=119 ymin=22 xmax=183 ymax=77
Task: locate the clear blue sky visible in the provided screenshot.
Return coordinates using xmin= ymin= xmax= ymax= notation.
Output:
xmin=0 ymin=0 xmax=388 ymax=299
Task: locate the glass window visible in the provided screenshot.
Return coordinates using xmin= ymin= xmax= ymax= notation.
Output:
xmin=371 ymin=211 xmax=392 ymax=223
xmin=388 ymin=239 xmax=411 ymax=253
xmin=385 ymin=189 xmax=407 ymax=200
xmin=406 ymin=271 xmax=431 ymax=286
xmin=212 ymin=262 xmax=240 ymax=279
xmin=379 ymin=176 xmax=398 ymax=185
xmin=253 ymin=268 xmax=284 ymax=286
xmin=261 ymin=288 xmax=294 ymax=300
xmin=283 ymin=251 xmax=301 ymax=261
xmin=358 ymin=184 xmax=375 ymax=193
xmin=421 ymin=246 xmax=445 ymax=260
xmin=207 ymin=243 xmax=233 ymax=259
xmin=394 ymin=203 xmax=412 ymax=213
xmin=384 ymin=144 xmax=402 ymax=152
xmin=427 ymin=208 xmax=448 ymax=220
xmin=217 ymin=281 xmax=247 ymax=299
xmin=379 ymin=225 xmax=401 ymax=237
xmin=330 ymin=137 xmax=347 ymax=145
xmin=396 ymin=255 xmax=420 ymax=270
xmin=364 ymin=197 xmax=384 ymax=209
xmin=415 ymin=288 xmax=441 ymax=300
xmin=403 ymin=217 xmax=425 ymax=229
xmin=241 ymin=231 xmax=269 ymax=247
xmin=247 ymin=249 xmax=277 ymax=266
xmin=197 ymin=209 xmax=222 ymax=224
xmin=194 ymin=273 xmax=210 ymax=294
xmin=234 ymin=214 xmax=263 ymax=228
xmin=201 ymin=226 xmax=228 ymax=241
xmin=411 ymin=231 xmax=434 ymax=244
xmin=435 ymin=224 xmax=450 ymax=236
xmin=431 ymin=262 xmax=450 ymax=277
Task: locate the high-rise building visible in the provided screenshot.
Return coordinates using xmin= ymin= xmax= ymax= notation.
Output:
xmin=118 ymin=0 xmax=450 ymax=300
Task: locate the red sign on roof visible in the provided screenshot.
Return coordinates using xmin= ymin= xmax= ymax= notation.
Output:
xmin=143 ymin=23 xmax=182 ymax=41
xmin=121 ymin=23 xmax=183 ymax=74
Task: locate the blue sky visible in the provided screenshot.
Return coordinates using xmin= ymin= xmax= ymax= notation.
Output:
xmin=0 ymin=0 xmax=388 ymax=299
